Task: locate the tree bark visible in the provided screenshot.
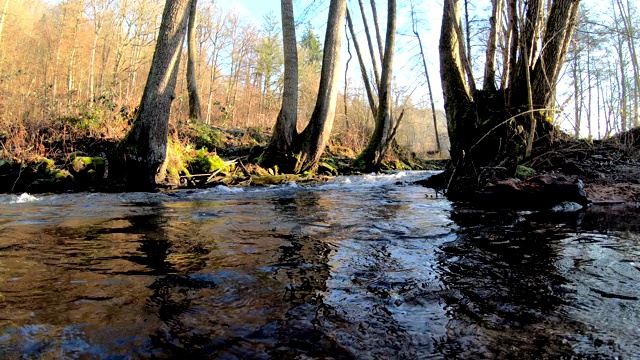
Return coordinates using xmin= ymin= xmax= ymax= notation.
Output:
xmin=437 ymin=0 xmax=580 ymax=193
xmin=296 ymin=0 xmax=347 ymax=172
xmin=346 ymin=8 xmax=377 ymax=118
xmin=260 ymin=0 xmax=299 ymax=170
xmin=411 ymin=2 xmax=441 ymax=153
xmin=357 ymin=0 xmax=398 ymax=169
xmin=440 ymin=0 xmax=473 ymax=165
xmin=123 ymin=0 xmax=191 ymax=189
xmin=483 ymin=0 xmax=504 ymax=91
xmin=357 ymin=0 xmax=381 ymax=89
xmin=187 ymin=0 xmax=202 ymax=121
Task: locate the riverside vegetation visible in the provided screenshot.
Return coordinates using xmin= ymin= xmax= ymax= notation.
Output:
xmin=0 ymin=106 xmax=445 ymax=193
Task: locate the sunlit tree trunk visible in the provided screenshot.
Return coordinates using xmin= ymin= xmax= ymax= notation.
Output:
xmin=483 ymin=0 xmax=504 ymax=91
xmin=357 ymin=0 xmax=399 ymax=169
xmin=123 ymin=0 xmax=190 ymax=188
xmin=295 ymin=0 xmax=347 ymax=172
xmin=260 ymin=0 xmax=298 ymax=169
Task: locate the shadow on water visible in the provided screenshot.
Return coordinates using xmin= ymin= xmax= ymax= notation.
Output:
xmin=434 ymin=204 xmax=640 ymax=358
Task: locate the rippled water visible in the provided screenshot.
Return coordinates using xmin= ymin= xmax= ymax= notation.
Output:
xmin=0 ymin=171 xmax=638 ymax=359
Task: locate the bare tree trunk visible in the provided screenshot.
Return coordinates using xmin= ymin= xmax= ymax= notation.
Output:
xmin=357 ymin=0 xmax=381 ymax=89
xmin=296 ymin=0 xmax=347 ymax=172
xmin=614 ymin=9 xmax=628 ymax=132
xmin=346 ymin=8 xmax=377 ymax=117
xmin=357 ymin=0 xmax=398 ymax=169
xmin=586 ymin=39 xmax=592 ymax=138
xmin=617 ymin=0 xmax=639 ymax=127
xmin=260 ymin=0 xmax=299 ymax=169
xmin=123 ymin=0 xmax=191 ymax=188
xmin=187 ymin=0 xmax=202 ymax=121
xmin=572 ymin=44 xmax=582 ymax=137
xmin=369 ymin=0 xmax=384 ymax=63
xmin=344 ymin=20 xmax=352 ymax=128
xmin=505 ymin=0 xmax=519 ymax=91
xmin=411 ymin=2 xmax=440 ymax=153
xmin=483 ymin=0 xmax=504 ymax=91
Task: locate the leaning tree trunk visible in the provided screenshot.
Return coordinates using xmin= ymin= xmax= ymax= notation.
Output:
xmin=187 ymin=0 xmax=202 ymax=121
xmin=122 ymin=0 xmax=191 ymax=189
xmin=356 ymin=0 xmax=398 ymax=170
xmin=295 ymin=0 xmax=347 ymax=173
xmin=259 ymin=0 xmax=299 ymax=170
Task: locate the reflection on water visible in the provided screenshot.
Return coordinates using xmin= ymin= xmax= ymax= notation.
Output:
xmin=0 ymin=172 xmax=638 ymax=359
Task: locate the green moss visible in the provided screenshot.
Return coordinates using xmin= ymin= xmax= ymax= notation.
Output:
xmin=515 ymin=165 xmax=536 ymax=179
xmin=251 ymin=174 xmax=299 ymax=186
xmin=50 ymin=169 xmax=74 ymax=181
xmin=393 ymin=160 xmax=412 ymax=170
xmin=191 ymin=122 xmax=222 ymax=150
xmin=71 ymin=156 xmax=104 ymax=174
xmin=165 ymin=139 xmax=192 ymax=183
xmin=193 ymin=148 xmax=229 ymax=173
xmin=37 ymin=158 xmax=56 ymax=174
xmin=318 ymin=161 xmax=338 ymax=175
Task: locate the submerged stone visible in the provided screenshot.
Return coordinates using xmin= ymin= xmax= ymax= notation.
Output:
xmin=551 ymin=201 xmax=584 ymax=212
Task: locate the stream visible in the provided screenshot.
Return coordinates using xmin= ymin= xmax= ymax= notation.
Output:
xmin=0 ymin=171 xmax=638 ymax=359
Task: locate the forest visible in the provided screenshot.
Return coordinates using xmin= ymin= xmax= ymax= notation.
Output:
xmin=0 ymin=0 xmax=638 ymax=194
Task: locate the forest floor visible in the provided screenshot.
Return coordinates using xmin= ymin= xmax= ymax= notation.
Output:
xmin=524 ymin=128 xmax=640 ymax=204
xmin=0 ymin=124 xmax=446 ymax=194
xmin=419 ymin=127 xmax=640 ymax=209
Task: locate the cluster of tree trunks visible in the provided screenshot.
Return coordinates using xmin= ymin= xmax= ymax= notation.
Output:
xmin=121 ymin=0 xmax=580 ymax=192
xmin=438 ymin=0 xmax=580 ymax=194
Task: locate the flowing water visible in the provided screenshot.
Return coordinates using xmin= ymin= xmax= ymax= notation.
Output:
xmin=0 ymin=171 xmax=638 ymax=359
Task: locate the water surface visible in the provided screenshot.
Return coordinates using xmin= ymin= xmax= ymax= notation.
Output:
xmin=0 ymin=171 xmax=638 ymax=358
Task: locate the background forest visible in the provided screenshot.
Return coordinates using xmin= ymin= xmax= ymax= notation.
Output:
xmin=0 ymin=0 xmax=638 ymax=162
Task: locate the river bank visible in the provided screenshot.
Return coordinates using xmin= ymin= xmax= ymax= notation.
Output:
xmin=423 ymin=128 xmax=640 ymax=209
xmin=0 ymin=124 xmax=445 ymax=194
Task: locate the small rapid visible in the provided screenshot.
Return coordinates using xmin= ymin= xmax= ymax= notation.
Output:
xmin=0 ymin=171 xmax=638 ymax=358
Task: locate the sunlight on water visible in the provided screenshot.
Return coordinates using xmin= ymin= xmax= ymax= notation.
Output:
xmin=0 ymin=172 xmax=638 ymax=358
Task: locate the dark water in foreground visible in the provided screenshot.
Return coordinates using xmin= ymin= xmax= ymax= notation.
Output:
xmin=0 ymin=171 xmax=638 ymax=359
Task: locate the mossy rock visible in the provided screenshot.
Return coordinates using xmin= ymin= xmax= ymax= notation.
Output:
xmin=71 ymin=156 xmax=105 ymax=174
xmin=37 ymin=158 xmax=56 ymax=174
xmin=250 ymin=174 xmax=299 ymax=186
xmin=393 ymin=160 xmax=412 ymax=171
xmin=29 ymin=170 xmax=74 ymax=192
xmin=515 ymin=165 xmax=536 ymax=179
xmin=50 ymin=169 xmax=74 ymax=180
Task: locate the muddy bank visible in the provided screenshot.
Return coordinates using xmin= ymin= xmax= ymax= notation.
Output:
xmin=423 ymin=129 xmax=640 ymax=209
